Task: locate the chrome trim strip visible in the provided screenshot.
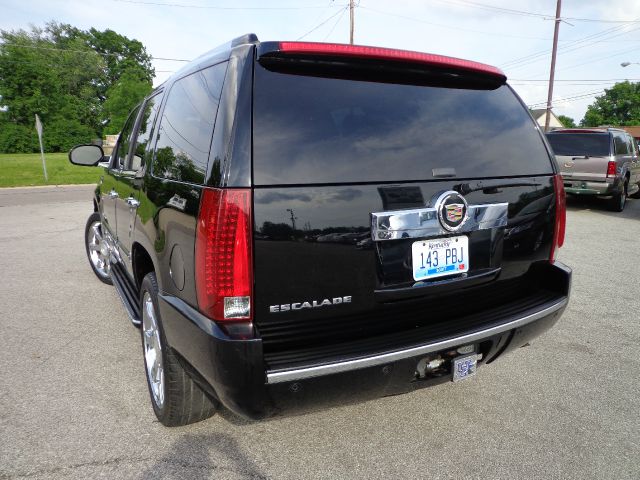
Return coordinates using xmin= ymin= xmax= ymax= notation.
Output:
xmin=371 ymin=202 xmax=508 ymax=241
xmin=266 ymin=298 xmax=567 ymax=384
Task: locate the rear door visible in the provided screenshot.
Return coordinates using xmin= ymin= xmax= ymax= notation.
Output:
xmin=114 ymin=92 xmax=164 ymax=272
xmin=625 ymin=134 xmax=640 ymax=186
xmin=110 ymin=104 xmax=142 ymax=269
xmin=250 ymin=59 xmax=558 ymax=367
xmin=613 ymin=132 xmax=634 ymax=181
xmin=101 ymin=107 xmax=141 ymax=239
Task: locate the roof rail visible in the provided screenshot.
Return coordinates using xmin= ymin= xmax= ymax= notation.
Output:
xmin=231 ymin=33 xmax=259 ymax=47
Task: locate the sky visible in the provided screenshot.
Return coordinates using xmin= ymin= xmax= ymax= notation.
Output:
xmin=3 ymin=0 xmax=640 ymax=123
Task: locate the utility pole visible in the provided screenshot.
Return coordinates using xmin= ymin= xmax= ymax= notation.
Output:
xmin=544 ymin=0 xmax=562 ymax=132
xmin=286 ymin=209 xmax=297 ymax=231
xmin=349 ymin=0 xmax=355 ymax=45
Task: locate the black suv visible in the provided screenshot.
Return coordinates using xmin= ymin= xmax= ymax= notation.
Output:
xmin=70 ymin=35 xmax=571 ymax=426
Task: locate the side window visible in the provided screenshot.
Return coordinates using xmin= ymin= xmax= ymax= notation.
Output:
xmin=625 ymin=134 xmax=635 ymax=156
xmin=614 ymin=134 xmax=629 ymax=155
xmin=152 ymin=62 xmax=227 ymax=184
xmin=112 ymin=105 xmax=142 ymax=169
xmin=128 ymin=92 xmax=164 ymax=172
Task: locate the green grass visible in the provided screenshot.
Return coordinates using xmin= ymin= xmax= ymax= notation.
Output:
xmin=0 ymin=152 xmax=101 ymax=188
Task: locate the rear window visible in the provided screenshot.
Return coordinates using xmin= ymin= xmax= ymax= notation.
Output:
xmin=546 ymin=133 xmax=611 ymax=157
xmin=253 ymin=64 xmax=553 ymax=185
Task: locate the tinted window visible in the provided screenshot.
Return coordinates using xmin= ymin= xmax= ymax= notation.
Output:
xmin=253 ymin=65 xmax=553 ymax=185
xmin=113 ymin=105 xmax=141 ymax=169
xmin=546 ymin=133 xmax=611 ymax=157
xmin=625 ymin=134 xmax=634 ymax=156
xmin=153 ymin=63 xmax=227 ymax=184
xmin=129 ymin=92 xmax=163 ymax=172
xmin=614 ymin=134 xmax=629 ymax=155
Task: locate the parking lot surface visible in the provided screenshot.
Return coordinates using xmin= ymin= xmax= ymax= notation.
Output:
xmin=0 ymin=186 xmax=638 ymax=479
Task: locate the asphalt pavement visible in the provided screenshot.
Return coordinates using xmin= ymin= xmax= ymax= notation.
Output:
xmin=0 ymin=185 xmax=638 ymax=479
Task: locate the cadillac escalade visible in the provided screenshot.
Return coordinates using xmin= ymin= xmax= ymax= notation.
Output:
xmin=69 ymin=34 xmax=571 ymax=426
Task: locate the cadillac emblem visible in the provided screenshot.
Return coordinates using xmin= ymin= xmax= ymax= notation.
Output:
xmin=435 ymin=191 xmax=469 ymax=232
xmin=445 ymin=204 xmax=464 ymax=223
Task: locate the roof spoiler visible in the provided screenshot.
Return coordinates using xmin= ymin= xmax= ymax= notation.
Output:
xmin=231 ymin=33 xmax=259 ymax=48
xmin=256 ymin=41 xmax=506 ymax=84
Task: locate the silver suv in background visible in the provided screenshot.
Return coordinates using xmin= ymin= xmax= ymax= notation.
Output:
xmin=546 ymin=128 xmax=640 ymax=211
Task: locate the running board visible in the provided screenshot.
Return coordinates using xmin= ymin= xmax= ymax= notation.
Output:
xmin=110 ymin=260 xmax=141 ymax=326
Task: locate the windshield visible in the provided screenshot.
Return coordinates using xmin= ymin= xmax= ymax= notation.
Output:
xmin=545 ymin=133 xmax=610 ymax=157
xmin=253 ymin=64 xmax=554 ymax=185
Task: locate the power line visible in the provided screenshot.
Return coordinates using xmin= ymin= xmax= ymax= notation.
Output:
xmin=502 ymin=25 xmax=640 ymax=73
xmin=358 ymin=5 xmax=553 ymax=40
xmin=558 ymin=45 xmax=640 ymax=72
xmin=512 ymin=82 xmax=620 ymax=86
xmin=323 ymin=6 xmax=349 ymax=41
xmin=431 ymin=0 xmax=640 ymax=23
xmin=528 ymin=89 xmax=605 ymax=107
xmin=501 ymin=22 xmax=640 ymax=70
xmin=297 ymin=6 xmax=349 ymax=41
xmin=512 ymin=78 xmax=640 ymax=82
xmin=111 ymin=0 xmax=347 ymax=9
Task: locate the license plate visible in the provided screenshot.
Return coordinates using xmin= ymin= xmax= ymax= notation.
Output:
xmin=411 ymin=235 xmax=469 ymax=281
xmin=452 ymin=354 xmax=478 ymax=382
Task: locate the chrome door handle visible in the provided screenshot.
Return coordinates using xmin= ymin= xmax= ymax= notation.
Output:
xmin=108 ymin=190 xmax=119 ymax=199
xmin=126 ymin=197 xmax=140 ymax=208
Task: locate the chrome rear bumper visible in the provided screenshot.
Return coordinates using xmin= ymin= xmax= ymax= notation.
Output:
xmin=266 ymin=297 xmax=568 ymax=384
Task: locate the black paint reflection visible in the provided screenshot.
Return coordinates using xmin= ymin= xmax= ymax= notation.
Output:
xmin=253 ymin=178 xmax=557 ymax=319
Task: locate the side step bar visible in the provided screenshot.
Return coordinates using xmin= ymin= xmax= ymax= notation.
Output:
xmin=110 ymin=260 xmax=141 ymax=326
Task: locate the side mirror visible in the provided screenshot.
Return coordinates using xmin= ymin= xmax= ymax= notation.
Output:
xmin=69 ymin=144 xmax=104 ymax=166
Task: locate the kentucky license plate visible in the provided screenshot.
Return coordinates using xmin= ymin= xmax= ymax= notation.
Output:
xmin=411 ymin=235 xmax=469 ymax=281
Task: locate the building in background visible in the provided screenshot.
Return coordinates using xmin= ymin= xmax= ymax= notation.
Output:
xmin=618 ymin=126 xmax=640 ymax=142
xmin=102 ymin=135 xmax=118 ymax=156
xmin=529 ymin=109 xmax=564 ymax=130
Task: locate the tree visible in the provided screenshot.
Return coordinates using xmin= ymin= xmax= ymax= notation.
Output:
xmin=102 ymin=69 xmax=152 ymax=135
xmin=557 ymin=115 xmax=576 ymax=128
xmin=581 ymin=81 xmax=640 ymax=127
xmin=0 ymin=22 xmax=154 ymax=152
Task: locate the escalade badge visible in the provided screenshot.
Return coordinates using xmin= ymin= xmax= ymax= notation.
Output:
xmin=270 ymin=296 xmax=352 ymax=313
xmin=436 ymin=191 xmax=469 ymax=232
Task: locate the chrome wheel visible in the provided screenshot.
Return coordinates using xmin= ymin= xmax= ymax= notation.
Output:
xmin=87 ymin=221 xmax=110 ymax=279
xmin=142 ymin=292 xmax=165 ymax=408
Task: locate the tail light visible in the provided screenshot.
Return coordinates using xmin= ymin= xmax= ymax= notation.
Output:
xmin=195 ymin=188 xmax=253 ymax=322
xmin=606 ymin=161 xmax=616 ymax=177
xmin=550 ymin=174 xmax=566 ymax=263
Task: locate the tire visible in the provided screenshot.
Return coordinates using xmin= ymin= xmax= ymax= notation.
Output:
xmin=630 ymin=184 xmax=640 ymax=199
xmin=609 ymin=179 xmax=628 ymax=212
xmin=139 ymin=272 xmax=218 ymax=426
xmin=84 ymin=212 xmax=113 ymax=285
